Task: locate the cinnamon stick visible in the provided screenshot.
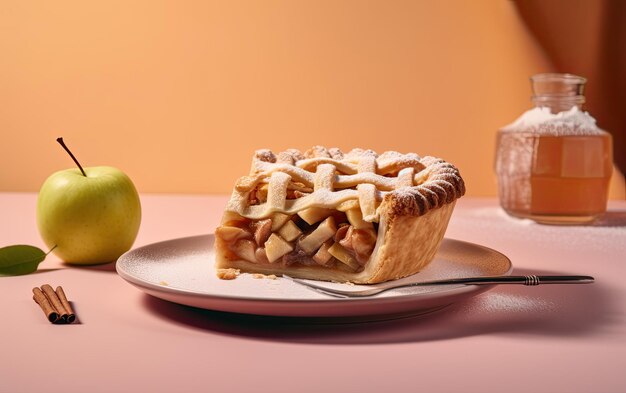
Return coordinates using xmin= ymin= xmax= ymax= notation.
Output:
xmin=32 ymin=287 xmax=59 ymax=323
xmin=55 ymin=286 xmax=75 ymax=323
xmin=41 ymin=284 xmax=68 ymax=323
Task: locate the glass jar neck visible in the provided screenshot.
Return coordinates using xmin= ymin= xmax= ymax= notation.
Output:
xmin=531 ymin=95 xmax=586 ymax=113
xmin=530 ymin=73 xmax=586 ymax=114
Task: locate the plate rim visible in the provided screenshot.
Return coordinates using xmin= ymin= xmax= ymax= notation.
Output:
xmin=116 ymin=234 xmax=513 ymax=305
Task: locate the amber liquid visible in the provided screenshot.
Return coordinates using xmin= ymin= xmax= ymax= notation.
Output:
xmin=495 ymin=131 xmax=612 ymax=224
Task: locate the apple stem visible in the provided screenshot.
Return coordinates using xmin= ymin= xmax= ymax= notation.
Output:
xmin=56 ymin=137 xmax=87 ymax=177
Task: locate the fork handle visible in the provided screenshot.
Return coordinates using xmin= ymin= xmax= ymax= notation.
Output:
xmin=420 ymin=275 xmax=595 ymax=286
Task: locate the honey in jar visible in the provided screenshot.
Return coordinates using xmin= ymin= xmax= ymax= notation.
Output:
xmin=495 ymin=73 xmax=613 ymax=225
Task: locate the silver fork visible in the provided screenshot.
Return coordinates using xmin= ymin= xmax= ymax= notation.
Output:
xmin=282 ymin=274 xmax=595 ymax=298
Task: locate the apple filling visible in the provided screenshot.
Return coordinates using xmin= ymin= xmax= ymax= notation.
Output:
xmin=215 ymin=207 xmax=378 ymax=272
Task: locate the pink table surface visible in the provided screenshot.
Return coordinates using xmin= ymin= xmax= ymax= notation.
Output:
xmin=1 ymin=193 xmax=625 ymax=393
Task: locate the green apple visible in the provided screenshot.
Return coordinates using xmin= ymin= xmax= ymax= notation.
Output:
xmin=36 ymin=138 xmax=141 ymax=265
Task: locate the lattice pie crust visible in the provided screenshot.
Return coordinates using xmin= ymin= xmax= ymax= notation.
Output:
xmin=215 ymin=146 xmax=465 ymax=284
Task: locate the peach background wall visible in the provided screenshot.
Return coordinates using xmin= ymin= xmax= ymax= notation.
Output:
xmin=1 ymin=1 xmax=623 ymax=197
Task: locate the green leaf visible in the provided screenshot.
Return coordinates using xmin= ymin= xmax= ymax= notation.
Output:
xmin=0 ymin=245 xmax=47 ymax=276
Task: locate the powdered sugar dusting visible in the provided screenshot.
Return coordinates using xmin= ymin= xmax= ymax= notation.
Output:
xmin=502 ymin=106 xmax=604 ymax=136
xmin=452 ymin=206 xmax=626 ymax=255
xmin=472 ymin=292 xmax=557 ymax=314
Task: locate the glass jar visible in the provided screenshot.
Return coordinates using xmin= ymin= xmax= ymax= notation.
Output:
xmin=495 ymin=73 xmax=613 ymax=225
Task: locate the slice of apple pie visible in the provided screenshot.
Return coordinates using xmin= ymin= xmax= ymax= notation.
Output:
xmin=214 ymin=146 xmax=465 ymax=284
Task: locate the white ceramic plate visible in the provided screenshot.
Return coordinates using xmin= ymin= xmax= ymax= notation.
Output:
xmin=117 ymin=235 xmax=512 ymax=320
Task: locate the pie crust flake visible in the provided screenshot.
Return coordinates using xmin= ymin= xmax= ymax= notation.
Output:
xmin=214 ymin=146 xmax=465 ymax=284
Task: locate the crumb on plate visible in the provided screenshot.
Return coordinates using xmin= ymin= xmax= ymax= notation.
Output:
xmin=252 ymin=273 xmax=278 ymax=280
xmin=217 ymin=268 xmax=240 ymax=280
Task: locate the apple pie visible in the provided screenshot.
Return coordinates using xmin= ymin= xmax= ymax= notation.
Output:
xmin=214 ymin=146 xmax=465 ymax=284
